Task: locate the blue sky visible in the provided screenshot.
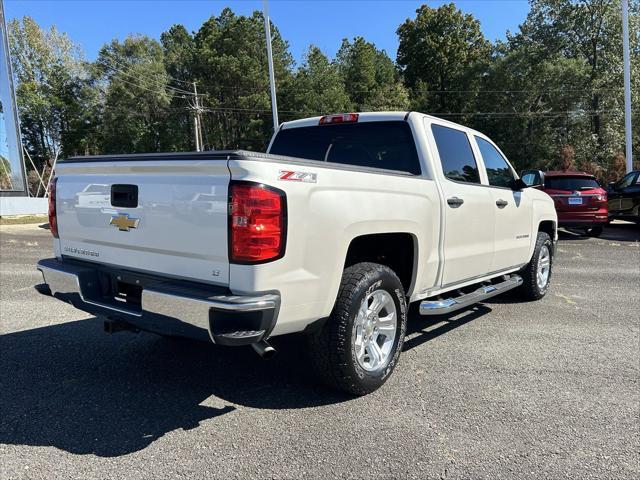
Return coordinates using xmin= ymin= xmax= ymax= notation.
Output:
xmin=5 ymin=0 xmax=531 ymax=63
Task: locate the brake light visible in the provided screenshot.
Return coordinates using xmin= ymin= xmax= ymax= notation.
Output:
xmin=319 ymin=113 xmax=359 ymax=125
xmin=229 ymin=182 xmax=286 ymax=263
xmin=595 ymin=193 xmax=606 ymax=202
xmin=48 ymin=177 xmax=59 ymax=238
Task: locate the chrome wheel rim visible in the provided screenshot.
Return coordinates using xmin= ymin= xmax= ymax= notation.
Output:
xmin=353 ymin=289 xmax=397 ymax=373
xmin=537 ymin=245 xmax=551 ymax=289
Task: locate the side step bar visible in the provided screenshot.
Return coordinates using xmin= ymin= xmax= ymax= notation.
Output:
xmin=419 ymin=275 xmax=523 ymax=316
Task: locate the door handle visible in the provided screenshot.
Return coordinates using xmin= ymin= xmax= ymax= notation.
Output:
xmin=447 ymin=197 xmax=464 ymax=208
xmin=496 ymin=199 xmax=508 ymax=208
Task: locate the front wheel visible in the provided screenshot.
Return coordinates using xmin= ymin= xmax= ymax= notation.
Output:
xmin=306 ymin=262 xmax=407 ymax=396
xmin=518 ymin=231 xmax=553 ymax=300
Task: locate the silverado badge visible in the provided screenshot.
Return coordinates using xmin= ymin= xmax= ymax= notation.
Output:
xmin=110 ymin=213 xmax=139 ymax=232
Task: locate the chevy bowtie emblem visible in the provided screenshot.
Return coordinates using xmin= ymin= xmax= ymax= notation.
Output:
xmin=110 ymin=213 xmax=139 ymax=232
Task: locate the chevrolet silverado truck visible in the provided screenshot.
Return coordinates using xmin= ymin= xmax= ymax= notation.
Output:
xmin=37 ymin=112 xmax=557 ymax=395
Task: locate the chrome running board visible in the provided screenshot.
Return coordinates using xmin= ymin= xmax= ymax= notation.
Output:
xmin=419 ymin=275 xmax=523 ymax=316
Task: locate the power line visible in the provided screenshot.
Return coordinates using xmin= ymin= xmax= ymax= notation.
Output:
xmin=95 ymin=56 xmax=194 ymax=96
xmin=98 ymin=51 xmax=195 ymax=94
xmin=94 ymin=52 xmax=632 ymax=100
xmin=408 ymin=88 xmax=627 ymax=94
xmin=94 ymin=70 xmax=180 ymax=99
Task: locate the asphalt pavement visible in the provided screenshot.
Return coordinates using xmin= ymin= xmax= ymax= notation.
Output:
xmin=1 ymin=222 xmax=638 ymax=479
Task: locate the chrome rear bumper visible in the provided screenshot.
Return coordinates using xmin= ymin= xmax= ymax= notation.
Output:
xmin=37 ymin=258 xmax=279 ymax=345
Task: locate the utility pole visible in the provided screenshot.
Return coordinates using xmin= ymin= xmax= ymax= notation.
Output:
xmin=192 ymin=82 xmax=202 ymax=151
xmin=622 ymin=0 xmax=633 ymax=173
xmin=263 ymin=0 xmax=279 ymax=132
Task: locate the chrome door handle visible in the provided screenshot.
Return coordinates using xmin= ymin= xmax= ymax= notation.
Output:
xmin=447 ymin=197 xmax=464 ymax=208
xmin=496 ymin=199 xmax=508 ymax=208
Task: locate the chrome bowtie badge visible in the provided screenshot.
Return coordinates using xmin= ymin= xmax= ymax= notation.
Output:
xmin=110 ymin=213 xmax=139 ymax=232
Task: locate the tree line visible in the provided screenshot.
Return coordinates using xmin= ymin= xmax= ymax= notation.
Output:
xmin=6 ymin=0 xmax=640 ymax=194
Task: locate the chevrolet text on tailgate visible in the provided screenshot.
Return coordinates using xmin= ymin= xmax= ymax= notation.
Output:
xmin=38 ymin=112 xmax=557 ymax=395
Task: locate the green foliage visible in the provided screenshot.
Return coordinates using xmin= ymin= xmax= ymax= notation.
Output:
xmin=7 ymin=2 xmax=640 ymax=179
xmin=397 ymin=3 xmax=491 ymax=115
xmin=336 ymin=37 xmax=408 ymax=110
xmin=160 ymin=24 xmax=196 ymax=152
xmin=95 ymin=36 xmax=172 ymax=153
xmin=8 ymin=16 xmax=94 ymax=169
xmin=284 ymin=46 xmax=351 ymax=116
xmin=477 ymin=0 xmax=640 ymax=173
xmin=191 ymin=8 xmax=294 ymax=149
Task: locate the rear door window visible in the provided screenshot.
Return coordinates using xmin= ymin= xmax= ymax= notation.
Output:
xmin=431 ymin=124 xmax=480 ymax=184
xmin=269 ymin=121 xmax=421 ymax=175
xmin=475 ymin=137 xmax=515 ymax=188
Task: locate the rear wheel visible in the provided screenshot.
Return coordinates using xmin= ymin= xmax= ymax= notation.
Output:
xmin=518 ymin=231 xmax=553 ymax=300
xmin=306 ymin=262 xmax=407 ymax=396
xmin=584 ymin=225 xmax=603 ymax=237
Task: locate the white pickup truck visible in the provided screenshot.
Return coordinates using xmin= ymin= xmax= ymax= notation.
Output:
xmin=37 ymin=112 xmax=557 ymax=395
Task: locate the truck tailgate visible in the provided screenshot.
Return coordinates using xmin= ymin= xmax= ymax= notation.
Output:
xmin=55 ymin=160 xmax=230 ymax=286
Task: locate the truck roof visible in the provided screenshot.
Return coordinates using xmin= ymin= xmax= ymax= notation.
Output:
xmin=280 ymin=111 xmax=410 ymax=129
xmin=280 ymin=111 xmax=487 ymax=137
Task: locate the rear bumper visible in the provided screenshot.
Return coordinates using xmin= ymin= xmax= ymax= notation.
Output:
xmin=36 ymin=258 xmax=279 ymax=346
xmin=557 ymin=211 xmax=608 ymax=227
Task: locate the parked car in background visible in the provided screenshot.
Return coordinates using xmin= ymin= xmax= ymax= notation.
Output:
xmin=522 ymin=170 xmax=608 ymax=237
xmin=607 ymin=170 xmax=640 ymax=223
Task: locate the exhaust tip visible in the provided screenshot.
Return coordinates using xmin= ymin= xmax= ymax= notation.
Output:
xmin=252 ymin=340 xmax=277 ymax=359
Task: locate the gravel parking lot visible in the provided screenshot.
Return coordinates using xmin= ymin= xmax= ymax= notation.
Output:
xmin=1 ymin=222 xmax=638 ymax=479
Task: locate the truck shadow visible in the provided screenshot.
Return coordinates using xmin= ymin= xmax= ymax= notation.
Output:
xmin=1 ymin=302 xmax=501 ymax=457
xmin=403 ymin=304 xmax=492 ymax=352
xmin=0 ymin=319 xmax=349 ymax=457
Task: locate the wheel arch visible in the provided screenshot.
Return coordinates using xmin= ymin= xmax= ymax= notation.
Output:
xmin=343 ymin=232 xmax=418 ymax=296
xmin=538 ymin=219 xmax=557 ymax=241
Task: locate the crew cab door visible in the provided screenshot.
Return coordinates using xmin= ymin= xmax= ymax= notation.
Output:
xmin=428 ymin=123 xmax=494 ymax=286
xmin=472 ymin=136 xmax=533 ymax=271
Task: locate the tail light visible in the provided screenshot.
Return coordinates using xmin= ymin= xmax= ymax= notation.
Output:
xmin=229 ymin=181 xmax=286 ymax=264
xmin=595 ymin=193 xmax=607 ymax=202
xmin=319 ymin=113 xmax=359 ymax=125
xmin=48 ymin=177 xmax=59 ymax=238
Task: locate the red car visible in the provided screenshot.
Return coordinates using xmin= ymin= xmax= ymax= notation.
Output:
xmin=522 ymin=170 xmax=608 ymax=237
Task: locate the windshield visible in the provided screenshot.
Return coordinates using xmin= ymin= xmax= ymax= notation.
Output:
xmin=545 ymin=176 xmax=600 ymax=191
xmin=269 ymin=121 xmax=421 ymax=175
xmin=615 ymin=172 xmax=637 ymax=189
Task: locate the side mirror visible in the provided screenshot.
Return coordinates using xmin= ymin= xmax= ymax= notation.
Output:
xmin=607 ymin=181 xmax=617 ymax=190
xmin=520 ymin=169 xmax=545 ymax=188
xmin=510 ymin=178 xmax=529 ymax=191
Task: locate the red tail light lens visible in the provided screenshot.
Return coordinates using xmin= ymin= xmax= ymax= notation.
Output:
xmin=229 ymin=182 xmax=286 ymax=263
xmin=48 ymin=177 xmax=59 ymax=238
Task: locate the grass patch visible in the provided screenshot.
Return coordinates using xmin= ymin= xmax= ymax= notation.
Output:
xmin=0 ymin=215 xmax=48 ymax=225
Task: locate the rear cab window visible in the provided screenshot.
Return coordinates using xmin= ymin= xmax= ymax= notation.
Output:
xmin=268 ymin=121 xmax=421 ymax=175
xmin=545 ymin=177 xmax=601 ymax=191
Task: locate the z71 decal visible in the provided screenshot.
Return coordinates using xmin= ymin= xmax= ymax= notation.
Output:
xmin=278 ymin=170 xmax=317 ymax=183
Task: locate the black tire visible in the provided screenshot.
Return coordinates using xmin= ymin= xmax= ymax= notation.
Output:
xmin=306 ymin=262 xmax=407 ymax=396
xmin=518 ymin=231 xmax=553 ymax=300
xmin=584 ymin=226 xmax=603 ymax=237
